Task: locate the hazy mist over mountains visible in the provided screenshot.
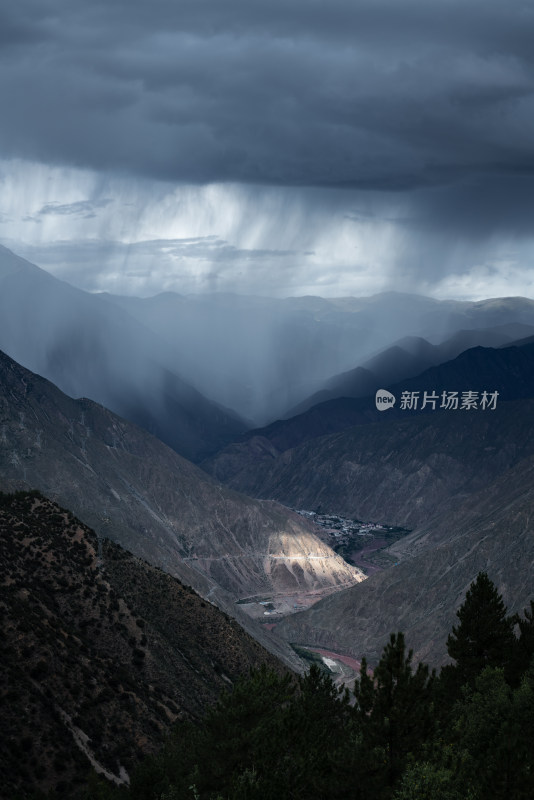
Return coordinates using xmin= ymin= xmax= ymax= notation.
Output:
xmin=0 ymin=245 xmax=247 ymax=460
xmin=104 ymin=290 xmax=534 ymax=423
xmin=3 ymin=244 xmax=534 ymax=429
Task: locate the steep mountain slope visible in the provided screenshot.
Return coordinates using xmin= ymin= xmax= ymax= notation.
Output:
xmin=0 ymin=244 xmax=245 ymax=461
xmin=0 ymin=490 xmax=287 ymax=798
xmin=0 ymin=348 xmax=363 ymax=662
xmin=205 ymin=397 xmax=534 ymax=529
xmin=275 ymin=452 xmax=534 ymax=667
xmin=204 ymin=342 xmax=534 ymax=499
xmin=286 ymin=366 xmax=379 ymax=417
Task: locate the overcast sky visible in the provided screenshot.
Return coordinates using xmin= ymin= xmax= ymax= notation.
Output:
xmin=1 ymin=0 xmax=534 ymax=299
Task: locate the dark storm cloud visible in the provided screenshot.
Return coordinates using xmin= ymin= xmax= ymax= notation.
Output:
xmin=1 ymin=0 xmax=533 ymax=194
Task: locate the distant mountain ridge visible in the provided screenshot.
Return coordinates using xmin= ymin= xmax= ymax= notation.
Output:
xmin=204 ymin=340 xmax=534 ymax=493
xmin=205 ymin=395 xmax=534 ymax=529
xmin=288 ymin=323 xmax=534 ymax=416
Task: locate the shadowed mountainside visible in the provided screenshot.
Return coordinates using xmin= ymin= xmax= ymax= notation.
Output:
xmin=204 ymin=398 xmax=534 ymax=529
xmin=0 ymin=490 xmax=288 ymax=798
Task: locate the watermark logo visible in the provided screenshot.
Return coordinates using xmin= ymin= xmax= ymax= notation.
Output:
xmin=399 ymin=390 xmax=499 ymax=411
xmin=375 ymin=389 xmax=499 ymax=412
xmin=375 ymin=389 xmax=396 ymax=411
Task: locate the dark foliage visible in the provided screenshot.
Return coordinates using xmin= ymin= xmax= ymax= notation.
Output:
xmin=446 ymin=572 xmax=516 ymax=691
xmin=7 ymin=551 xmax=534 ymax=799
xmin=83 ymin=572 xmax=534 ymax=800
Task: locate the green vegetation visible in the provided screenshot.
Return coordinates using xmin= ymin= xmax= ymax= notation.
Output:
xmin=85 ymin=572 xmax=534 ymax=800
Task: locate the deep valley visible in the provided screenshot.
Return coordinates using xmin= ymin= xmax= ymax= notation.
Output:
xmin=2 ymin=245 xmax=534 ymax=797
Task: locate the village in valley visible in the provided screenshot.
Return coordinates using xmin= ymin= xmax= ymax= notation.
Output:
xmin=294 ymin=509 xmax=411 ymax=574
xmin=236 ymin=509 xmax=410 ymax=628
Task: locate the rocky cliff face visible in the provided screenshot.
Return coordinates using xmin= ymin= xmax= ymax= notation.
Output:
xmin=0 ymin=349 xmax=363 ymax=658
xmin=0 ymin=490 xmax=289 ymax=798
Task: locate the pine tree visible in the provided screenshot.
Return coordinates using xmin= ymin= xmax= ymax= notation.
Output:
xmin=446 ymin=572 xmax=516 ymax=688
xmin=449 ymin=666 xmax=534 ymax=799
xmin=276 ymin=665 xmax=359 ymax=799
xmin=354 ymin=632 xmax=435 ymax=790
xmin=509 ymin=599 xmax=534 ymax=684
